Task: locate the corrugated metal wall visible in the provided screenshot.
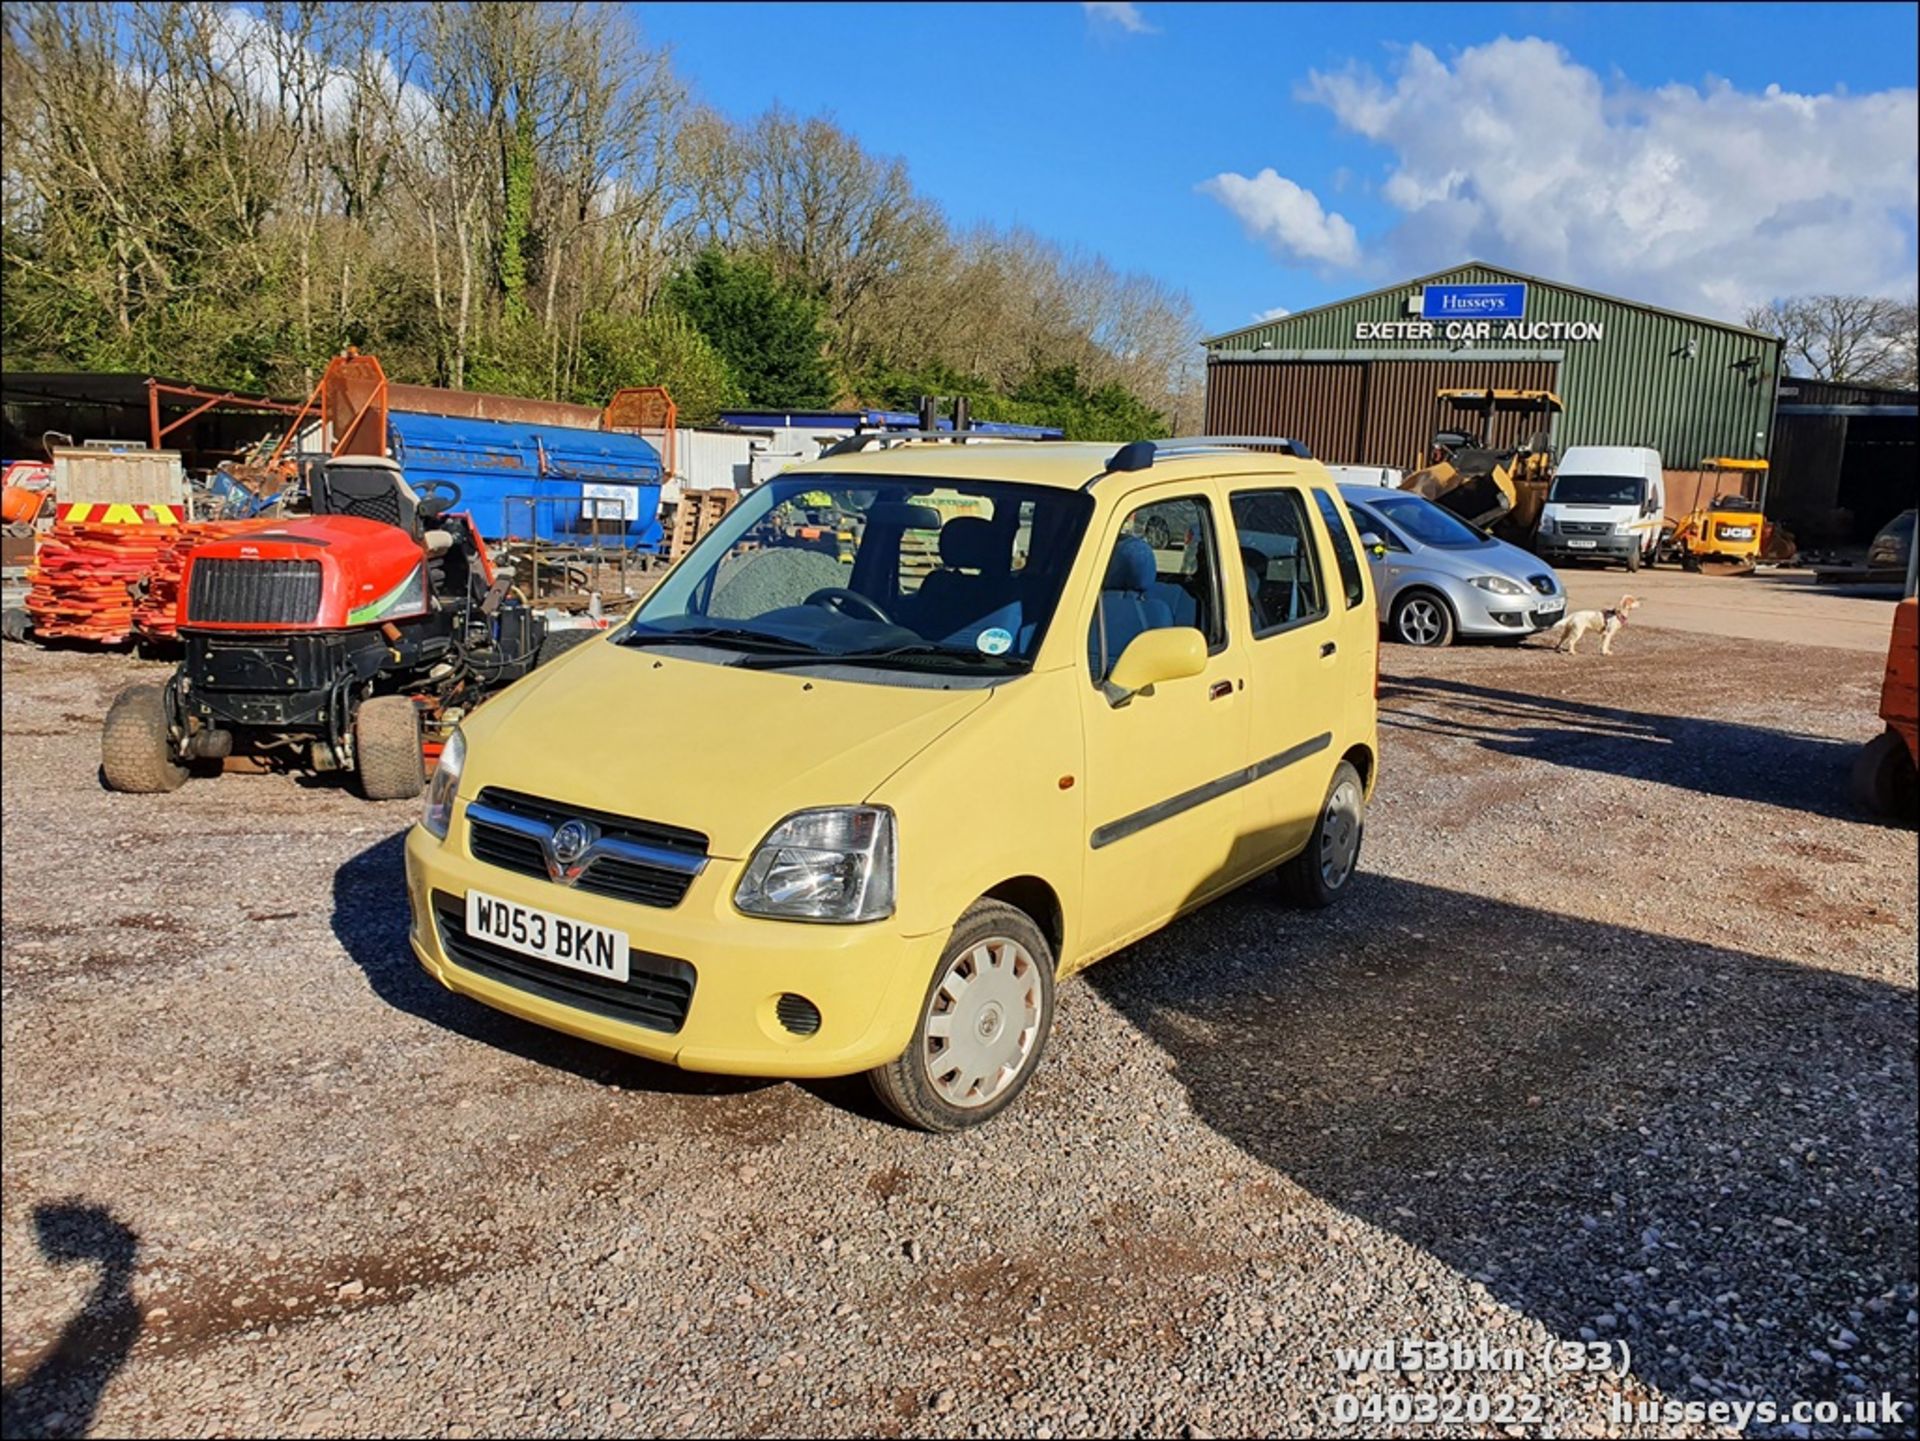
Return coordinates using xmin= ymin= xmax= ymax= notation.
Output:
xmin=1203 ymin=362 xmax=1364 ymax=460
xmin=1205 ymin=359 xmax=1559 ymax=467
xmin=1206 ymin=264 xmax=1780 ymax=469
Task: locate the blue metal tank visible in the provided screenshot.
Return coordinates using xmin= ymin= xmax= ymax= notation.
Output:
xmin=387 ymin=410 xmax=665 ymax=548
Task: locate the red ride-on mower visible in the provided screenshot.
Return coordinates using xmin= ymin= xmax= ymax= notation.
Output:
xmin=102 ymin=456 xmax=564 ymax=800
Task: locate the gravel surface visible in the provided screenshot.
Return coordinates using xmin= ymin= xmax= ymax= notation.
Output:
xmin=2 ymin=625 xmax=1914 ymax=1439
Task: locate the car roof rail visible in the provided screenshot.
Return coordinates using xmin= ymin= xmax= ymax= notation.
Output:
xmin=1089 ymin=435 xmax=1314 ymax=486
xmin=818 ymin=428 xmax=1057 ymax=459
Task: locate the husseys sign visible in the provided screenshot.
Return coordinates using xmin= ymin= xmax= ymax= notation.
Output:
xmin=1352 ymin=281 xmax=1605 ymax=344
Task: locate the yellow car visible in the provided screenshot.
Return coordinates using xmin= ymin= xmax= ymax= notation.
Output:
xmin=404 ymin=437 xmax=1380 ymax=1129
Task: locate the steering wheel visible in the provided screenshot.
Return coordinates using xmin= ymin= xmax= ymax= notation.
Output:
xmin=804 ymin=587 xmax=893 ymax=626
xmin=415 ymin=478 xmax=462 ymax=515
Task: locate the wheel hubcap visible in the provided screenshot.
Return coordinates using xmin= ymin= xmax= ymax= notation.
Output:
xmin=1400 ymin=600 xmax=1441 ymax=645
xmin=922 ymin=937 xmax=1042 ymax=1108
xmin=1319 ymin=779 xmax=1363 ymax=889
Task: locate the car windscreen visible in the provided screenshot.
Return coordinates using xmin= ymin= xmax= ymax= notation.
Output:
xmin=1550 ymin=473 xmax=1646 ymax=506
xmin=624 ymin=473 xmax=1093 ymax=675
xmin=1358 ymin=493 xmax=1491 ymax=549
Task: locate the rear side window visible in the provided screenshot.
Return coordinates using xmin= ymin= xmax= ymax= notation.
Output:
xmin=1312 ymin=490 xmax=1368 ymax=610
xmin=1228 ymin=489 xmax=1328 ymax=636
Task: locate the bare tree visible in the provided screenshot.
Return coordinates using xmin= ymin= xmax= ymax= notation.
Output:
xmin=1744 ymin=293 xmax=1919 ymax=389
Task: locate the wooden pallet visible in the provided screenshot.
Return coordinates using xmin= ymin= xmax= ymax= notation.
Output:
xmin=668 ymin=489 xmax=740 ymax=561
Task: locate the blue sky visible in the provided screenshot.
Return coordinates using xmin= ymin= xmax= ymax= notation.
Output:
xmin=636 ymin=2 xmax=1919 ymax=334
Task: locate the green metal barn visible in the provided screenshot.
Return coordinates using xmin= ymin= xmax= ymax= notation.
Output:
xmin=1204 ymin=262 xmax=1783 ymax=477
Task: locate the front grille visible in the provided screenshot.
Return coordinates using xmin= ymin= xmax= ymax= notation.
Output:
xmin=1527 ymin=573 xmax=1556 ymax=595
xmin=468 ymin=787 xmax=707 ymax=909
xmin=1531 ymin=608 xmax=1565 ymax=627
xmin=431 ymin=891 xmax=694 ymax=1033
xmin=1557 ymin=521 xmax=1613 ymax=536
xmin=186 ymin=559 xmax=324 ymax=625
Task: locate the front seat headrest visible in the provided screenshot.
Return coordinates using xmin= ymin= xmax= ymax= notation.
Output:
xmin=938 ymin=516 xmax=1002 ymax=571
xmin=1104 ymin=534 xmax=1158 ymax=593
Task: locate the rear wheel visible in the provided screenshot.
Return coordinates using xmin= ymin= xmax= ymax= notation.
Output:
xmin=101 ymin=684 xmax=188 ymax=793
xmin=1278 ymin=760 xmax=1366 ymax=907
xmin=1391 ymin=590 xmax=1455 ymax=647
xmin=869 ymin=900 xmax=1056 ymax=1132
xmin=355 ymin=695 xmax=426 ymax=800
xmin=1851 ymin=729 xmax=1918 ymax=820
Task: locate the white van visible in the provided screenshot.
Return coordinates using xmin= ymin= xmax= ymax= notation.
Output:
xmin=1535 ymin=446 xmax=1665 ymax=571
xmin=1323 ymin=463 xmax=1404 ymax=489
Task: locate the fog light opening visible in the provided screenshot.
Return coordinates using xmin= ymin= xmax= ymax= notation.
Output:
xmin=775 ymin=993 xmax=822 ymax=1037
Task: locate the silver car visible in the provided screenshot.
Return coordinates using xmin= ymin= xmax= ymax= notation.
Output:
xmin=1339 ymin=486 xmax=1567 ymax=647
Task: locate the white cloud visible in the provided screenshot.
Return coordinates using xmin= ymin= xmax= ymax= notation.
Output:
xmin=1253 ymin=305 xmax=1292 ymax=322
xmin=1295 ymin=37 xmax=1919 ymax=318
xmin=1199 ymin=169 xmax=1361 ymax=268
xmin=1082 ymin=2 xmax=1156 ymax=35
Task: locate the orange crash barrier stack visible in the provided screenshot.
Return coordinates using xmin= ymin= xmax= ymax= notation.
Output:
xmin=23 ymin=520 xmax=278 ymax=644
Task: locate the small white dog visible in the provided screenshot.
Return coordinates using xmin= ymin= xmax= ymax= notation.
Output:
xmin=1541 ymin=594 xmax=1640 ymax=655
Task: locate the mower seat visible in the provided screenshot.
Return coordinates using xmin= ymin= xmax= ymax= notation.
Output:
xmin=315 ymin=457 xmax=426 ymax=538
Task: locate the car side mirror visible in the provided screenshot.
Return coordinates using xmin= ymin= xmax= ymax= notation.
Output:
xmin=1358 ymin=531 xmax=1388 ymax=557
xmin=1104 ymin=626 xmax=1207 ymax=707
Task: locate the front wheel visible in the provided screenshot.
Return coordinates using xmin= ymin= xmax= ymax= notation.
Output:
xmin=869 ymin=900 xmax=1056 ymax=1132
xmin=1278 ymin=760 xmax=1366 ymax=908
xmin=1851 ymin=729 xmax=1918 ymax=820
xmin=1391 ymin=591 xmax=1454 ymax=647
xmin=1625 ymin=546 xmax=1643 ymax=573
xmin=355 ymin=695 xmax=426 ymax=800
xmin=101 ymin=683 xmax=189 ymax=793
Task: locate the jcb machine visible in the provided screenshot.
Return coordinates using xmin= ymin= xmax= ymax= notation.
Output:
xmin=1401 ymin=389 xmax=1562 ymax=538
xmin=100 ymin=456 xmax=554 ymax=799
xmin=1853 ymin=539 xmax=1919 ymax=820
xmin=1659 ymin=457 xmax=1768 ymax=575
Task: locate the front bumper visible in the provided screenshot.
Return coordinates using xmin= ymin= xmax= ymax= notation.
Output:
xmin=1537 ymin=532 xmax=1637 ymax=565
xmin=1455 ymin=588 xmax=1566 ymax=636
xmin=404 ymin=819 xmax=939 ymax=1078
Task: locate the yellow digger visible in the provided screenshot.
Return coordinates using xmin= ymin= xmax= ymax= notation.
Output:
xmin=1658 ymin=457 xmax=1769 ymax=575
xmin=1401 ymin=389 xmax=1562 ymax=539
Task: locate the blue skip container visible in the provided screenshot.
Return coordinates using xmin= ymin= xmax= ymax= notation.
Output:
xmin=387 ymin=410 xmax=665 ymax=549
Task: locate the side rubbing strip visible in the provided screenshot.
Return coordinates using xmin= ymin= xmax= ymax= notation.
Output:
xmin=1090 ymin=731 xmax=1333 ymax=850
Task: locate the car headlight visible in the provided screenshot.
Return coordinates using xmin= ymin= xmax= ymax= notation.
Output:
xmin=735 ymin=806 xmax=895 ymax=923
xmin=1469 ymin=575 xmax=1528 ymax=596
xmin=423 ymin=726 xmax=465 ymax=839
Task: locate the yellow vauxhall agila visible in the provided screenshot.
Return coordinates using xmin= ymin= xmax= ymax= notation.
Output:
xmin=404 ymin=435 xmax=1379 ymax=1130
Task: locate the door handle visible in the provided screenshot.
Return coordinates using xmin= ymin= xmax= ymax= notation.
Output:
xmin=1208 ymin=680 xmax=1234 ymax=700
xmin=1320 ymin=641 xmax=1337 ymax=658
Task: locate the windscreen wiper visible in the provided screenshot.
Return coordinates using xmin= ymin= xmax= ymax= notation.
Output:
xmin=737 ymin=642 xmax=1027 ymax=672
xmin=618 ymin=625 xmax=821 ymax=655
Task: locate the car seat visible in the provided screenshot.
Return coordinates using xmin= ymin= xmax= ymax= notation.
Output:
xmin=1089 ymin=534 xmax=1172 ymax=680
xmin=909 ymin=517 xmax=1023 ymax=645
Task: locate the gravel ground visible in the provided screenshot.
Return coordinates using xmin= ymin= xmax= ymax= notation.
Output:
xmin=2 ymin=625 xmax=1914 ymax=1439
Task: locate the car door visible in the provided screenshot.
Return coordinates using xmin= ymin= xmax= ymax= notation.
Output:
xmin=1343 ymin=496 xmax=1409 ymax=612
xmin=1223 ymin=483 xmax=1344 ymax=864
xmin=1076 ymin=484 xmax=1250 ymax=959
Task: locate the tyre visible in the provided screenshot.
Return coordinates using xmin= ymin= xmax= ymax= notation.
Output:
xmin=1390 ymin=590 xmax=1454 ymax=647
xmin=1278 ymin=759 xmax=1366 ymax=908
xmin=1851 ymin=729 xmax=1918 ymax=820
xmin=1 ymin=607 xmax=30 ymax=643
xmin=1625 ymin=545 xmax=1642 ymax=573
xmin=101 ymin=684 xmax=188 ymax=793
xmin=354 ymin=695 xmax=426 ymax=800
xmin=869 ymin=900 xmax=1056 ymax=1132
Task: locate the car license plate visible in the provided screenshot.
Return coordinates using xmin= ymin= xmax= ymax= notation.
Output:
xmin=1537 ymin=597 xmax=1564 ymax=614
xmin=465 ymin=889 xmax=628 ymax=983
xmin=1567 ymin=539 xmax=1597 ymax=549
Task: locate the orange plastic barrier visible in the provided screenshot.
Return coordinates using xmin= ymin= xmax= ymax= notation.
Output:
xmin=23 ymin=521 xmax=274 ymax=644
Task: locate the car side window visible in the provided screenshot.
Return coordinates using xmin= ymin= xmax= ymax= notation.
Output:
xmin=1228 ymin=489 xmax=1328 ymax=636
xmin=1348 ymin=502 xmax=1407 ymax=553
xmin=1312 ymin=489 xmax=1368 ymax=610
xmin=1088 ymin=495 xmax=1224 ymax=683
